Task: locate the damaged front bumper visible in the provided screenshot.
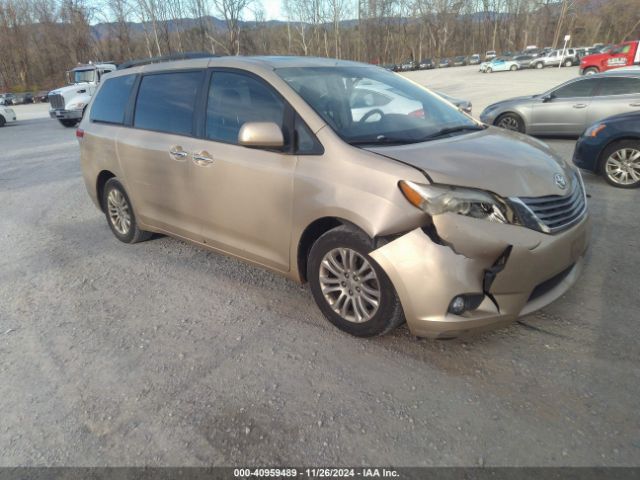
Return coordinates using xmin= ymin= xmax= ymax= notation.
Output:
xmin=49 ymin=109 xmax=83 ymax=120
xmin=370 ymin=214 xmax=590 ymax=338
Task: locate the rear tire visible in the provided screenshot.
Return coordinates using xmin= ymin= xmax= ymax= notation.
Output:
xmin=599 ymin=140 xmax=640 ymax=189
xmin=102 ymin=178 xmax=153 ymax=243
xmin=535 ymin=62 xmax=544 ymax=69
xmin=510 ymin=64 xmax=517 ymax=71
xmin=563 ymin=59 xmax=573 ymax=67
xmin=59 ymin=119 xmax=78 ymax=128
xmin=0 ymin=115 xmax=5 ymax=127
xmin=308 ymin=225 xmax=405 ymax=337
xmin=495 ymin=112 xmax=525 ymax=133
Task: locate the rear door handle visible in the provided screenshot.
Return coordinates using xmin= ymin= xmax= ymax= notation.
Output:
xmin=169 ymin=146 xmax=189 ymax=160
xmin=573 ymin=104 xmax=588 ymax=109
xmin=192 ymin=151 xmax=214 ymax=166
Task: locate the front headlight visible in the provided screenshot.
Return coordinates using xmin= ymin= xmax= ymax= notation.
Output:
xmin=399 ymin=181 xmax=516 ymax=224
xmin=584 ymin=123 xmax=606 ymax=138
xmin=68 ymin=102 xmax=86 ymax=110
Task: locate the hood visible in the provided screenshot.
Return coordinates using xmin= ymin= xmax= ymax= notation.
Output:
xmin=49 ymin=84 xmax=92 ymax=99
xmin=485 ymin=94 xmax=537 ymax=111
xmin=366 ymin=127 xmax=576 ymax=198
xmin=581 ymin=53 xmax=607 ymax=64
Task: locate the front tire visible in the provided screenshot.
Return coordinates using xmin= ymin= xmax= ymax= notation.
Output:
xmin=510 ymin=65 xmax=517 ymax=71
xmin=583 ymin=67 xmax=598 ymax=75
xmin=102 ymin=178 xmax=153 ymax=243
xmin=59 ymin=119 xmax=78 ymax=128
xmin=600 ymin=140 xmax=640 ymax=188
xmin=308 ymin=226 xmax=405 ymax=337
xmin=495 ymin=112 xmax=525 ymax=133
xmin=0 ymin=115 xmax=5 ymax=127
xmin=486 ymin=67 xmax=492 ymax=73
xmin=535 ymin=62 xmax=544 ymax=69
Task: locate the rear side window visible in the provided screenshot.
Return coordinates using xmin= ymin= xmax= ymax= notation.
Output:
xmin=90 ymin=75 xmax=135 ymax=124
xmin=597 ymin=77 xmax=640 ymax=96
xmin=134 ymin=71 xmax=202 ymax=136
xmin=553 ymin=79 xmax=597 ymax=98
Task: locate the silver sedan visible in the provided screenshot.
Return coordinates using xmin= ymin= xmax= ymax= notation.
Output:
xmin=480 ymin=71 xmax=640 ymax=136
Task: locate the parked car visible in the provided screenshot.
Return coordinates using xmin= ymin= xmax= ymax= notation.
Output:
xmin=453 ymin=56 xmax=467 ymax=66
xmin=468 ymin=54 xmax=481 ymax=65
xmin=513 ymin=55 xmax=535 ymax=69
xmin=530 ymin=49 xmax=577 ymax=69
xmin=435 ymin=91 xmax=472 ymax=114
xmin=418 ymin=58 xmax=435 ymax=70
xmin=574 ymin=111 xmax=640 ymax=188
xmin=580 ymin=40 xmax=640 ymax=75
xmin=480 ymin=57 xmax=520 ymax=73
xmin=0 ymin=105 xmax=16 ymax=126
xmin=485 ymin=50 xmax=497 ymax=60
xmin=35 ymin=91 xmax=50 ymax=102
xmin=480 ymin=71 xmax=640 ymax=136
xmin=0 ymin=93 xmax=15 ymax=105
xmin=400 ymin=61 xmax=415 ymax=71
xmin=22 ymin=92 xmax=34 ymax=104
xmin=78 ymin=55 xmax=588 ymax=339
xmin=438 ymin=58 xmax=453 ymax=68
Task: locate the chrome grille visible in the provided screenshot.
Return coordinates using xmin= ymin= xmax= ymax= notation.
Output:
xmin=49 ymin=94 xmax=65 ymax=109
xmin=516 ymin=176 xmax=587 ymax=234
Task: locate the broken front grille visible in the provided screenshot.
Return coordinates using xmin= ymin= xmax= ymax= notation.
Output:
xmin=514 ymin=176 xmax=587 ymax=234
xmin=49 ymin=94 xmax=65 ymax=110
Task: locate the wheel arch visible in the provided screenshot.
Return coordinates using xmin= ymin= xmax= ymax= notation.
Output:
xmin=96 ymin=170 xmax=116 ymax=212
xmin=596 ymin=136 xmax=640 ymax=172
xmin=296 ymin=216 xmax=376 ymax=283
xmin=494 ymin=110 xmax=527 ymax=133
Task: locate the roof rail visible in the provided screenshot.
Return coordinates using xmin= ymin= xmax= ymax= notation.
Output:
xmin=117 ymin=52 xmax=217 ymax=70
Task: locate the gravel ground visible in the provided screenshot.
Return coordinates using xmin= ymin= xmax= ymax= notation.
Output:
xmin=1 ymin=67 xmax=639 ymax=467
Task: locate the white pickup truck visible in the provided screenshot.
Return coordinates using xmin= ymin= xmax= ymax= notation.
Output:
xmin=0 ymin=105 xmax=16 ymax=127
xmin=48 ymin=62 xmax=117 ymax=127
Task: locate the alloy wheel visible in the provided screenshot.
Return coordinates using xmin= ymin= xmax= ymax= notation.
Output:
xmin=605 ymin=148 xmax=640 ymax=186
xmin=318 ymin=247 xmax=381 ymax=323
xmin=497 ymin=115 xmax=521 ymax=132
xmin=107 ymin=189 xmax=132 ymax=235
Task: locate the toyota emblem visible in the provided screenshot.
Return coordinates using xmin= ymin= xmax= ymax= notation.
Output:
xmin=554 ymin=173 xmax=567 ymax=190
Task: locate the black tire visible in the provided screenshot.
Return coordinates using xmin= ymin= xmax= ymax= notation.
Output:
xmin=0 ymin=115 xmax=5 ymax=127
xmin=102 ymin=178 xmax=153 ymax=243
xmin=583 ymin=67 xmax=598 ymax=75
xmin=486 ymin=67 xmax=492 ymax=73
xmin=510 ymin=64 xmax=518 ymax=71
xmin=599 ymin=140 xmax=640 ymax=189
xmin=495 ymin=112 xmax=525 ymax=133
xmin=308 ymin=225 xmax=405 ymax=337
xmin=535 ymin=62 xmax=544 ymax=69
xmin=563 ymin=59 xmax=573 ymax=67
xmin=59 ymin=119 xmax=78 ymax=128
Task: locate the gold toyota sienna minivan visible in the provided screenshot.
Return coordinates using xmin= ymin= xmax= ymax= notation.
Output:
xmin=78 ymin=56 xmax=590 ymax=339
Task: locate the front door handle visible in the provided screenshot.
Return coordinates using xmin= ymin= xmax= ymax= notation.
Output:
xmin=169 ymin=146 xmax=189 ymax=160
xmin=192 ymin=151 xmax=214 ymax=166
xmin=630 ymin=102 xmax=640 ymax=107
xmin=572 ymin=104 xmax=588 ymax=109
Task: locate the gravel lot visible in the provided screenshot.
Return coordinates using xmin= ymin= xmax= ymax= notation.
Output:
xmin=1 ymin=66 xmax=639 ymax=467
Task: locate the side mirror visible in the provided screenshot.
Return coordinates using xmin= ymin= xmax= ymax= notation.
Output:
xmin=541 ymin=93 xmax=554 ymax=103
xmin=238 ymin=122 xmax=284 ymax=149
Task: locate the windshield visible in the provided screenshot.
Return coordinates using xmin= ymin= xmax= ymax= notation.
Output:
xmin=276 ymin=66 xmax=478 ymax=146
xmin=69 ymin=69 xmax=95 ymax=84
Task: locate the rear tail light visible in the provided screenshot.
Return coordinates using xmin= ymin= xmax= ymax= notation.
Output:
xmin=76 ymin=128 xmax=84 ymax=139
xmin=408 ymin=109 xmax=424 ymax=118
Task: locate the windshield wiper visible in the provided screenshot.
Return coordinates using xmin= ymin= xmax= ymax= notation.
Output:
xmin=348 ymin=136 xmax=418 ymax=146
xmin=423 ymin=124 xmax=486 ymax=140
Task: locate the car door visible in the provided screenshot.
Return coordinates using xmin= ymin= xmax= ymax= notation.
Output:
xmin=587 ymin=76 xmax=640 ymax=126
xmin=187 ymin=69 xmax=298 ymax=271
xmin=529 ymin=77 xmax=599 ymax=135
xmin=116 ymin=68 xmax=206 ymax=240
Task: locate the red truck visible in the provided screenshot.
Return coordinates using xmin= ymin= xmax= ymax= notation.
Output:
xmin=579 ymin=40 xmax=640 ymax=75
